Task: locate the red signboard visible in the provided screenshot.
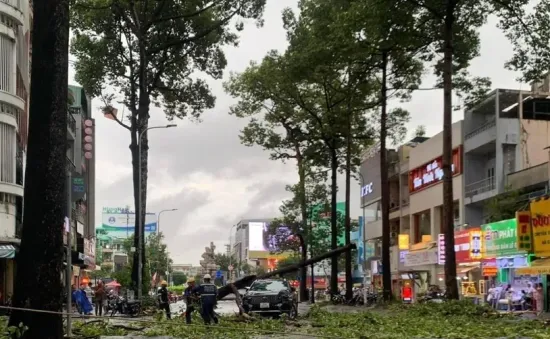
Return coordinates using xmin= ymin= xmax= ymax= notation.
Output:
xmin=409 ymin=147 xmax=462 ymax=193
xmin=454 ymin=227 xmax=481 ymax=263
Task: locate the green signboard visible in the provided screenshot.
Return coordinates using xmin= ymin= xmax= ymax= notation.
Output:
xmin=481 ymin=218 xmax=525 ymax=257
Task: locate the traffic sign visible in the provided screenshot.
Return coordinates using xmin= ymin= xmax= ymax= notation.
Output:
xmin=228 ymin=265 xmax=234 ymax=271
xmin=216 ymin=270 xmax=222 ymax=278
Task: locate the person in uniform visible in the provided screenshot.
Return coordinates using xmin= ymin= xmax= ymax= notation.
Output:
xmin=157 ymin=280 xmax=171 ymax=319
xmin=183 ymin=277 xmax=199 ymax=324
xmin=192 ymin=274 xmax=218 ymax=325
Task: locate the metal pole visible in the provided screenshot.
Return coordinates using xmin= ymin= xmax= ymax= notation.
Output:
xmin=229 ymin=224 xmax=236 ymax=281
xmin=137 ymin=125 xmax=176 ymax=301
xmin=66 ymin=170 xmax=72 ymax=336
xmin=157 ymin=209 xmax=177 ymax=235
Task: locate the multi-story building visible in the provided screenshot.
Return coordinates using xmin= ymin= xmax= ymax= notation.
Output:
xmin=0 ymin=0 xmax=31 ymax=299
xmin=65 ymin=84 xmax=96 ymax=286
xmin=172 ymin=263 xmax=201 ymax=278
xmin=463 ymin=85 xmax=550 ymax=225
xmin=360 ymin=122 xmax=464 ymax=292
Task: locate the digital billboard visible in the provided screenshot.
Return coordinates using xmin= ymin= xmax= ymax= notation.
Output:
xmin=248 ymin=222 xmax=293 ymax=252
xmin=101 ymin=207 xmax=157 ymax=239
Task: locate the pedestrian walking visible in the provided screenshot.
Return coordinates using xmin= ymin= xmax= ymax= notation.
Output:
xmin=157 ymin=280 xmax=171 ymax=319
xmin=94 ymin=281 xmax=106 ymax=316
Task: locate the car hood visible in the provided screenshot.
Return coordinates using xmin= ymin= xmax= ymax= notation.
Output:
xmin=245 ymin=291 xmax=284 ymax=297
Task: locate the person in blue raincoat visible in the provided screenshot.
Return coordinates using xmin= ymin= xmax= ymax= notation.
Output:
xmin=192 ymin=274 xmax=218 ymax=325
xmin=75 ymin=285 xmax=93 ymax=315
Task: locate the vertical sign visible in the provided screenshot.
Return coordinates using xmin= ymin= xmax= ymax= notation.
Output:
xmin=438 ymin=234 xmax=446 ymax=265
xmin=469 ymin=230 xmax=482 ymax=260
xmin=516 ymin=211 xmax=532 ymax=251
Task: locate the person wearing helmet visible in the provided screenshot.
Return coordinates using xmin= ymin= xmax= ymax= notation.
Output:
xmin=157 ymin=280 xmax=171 ymax=319
xmin=183 ymin=277 xmax=198 ymax=324
xmin=192 ymin=274 xmax=218 ymax=325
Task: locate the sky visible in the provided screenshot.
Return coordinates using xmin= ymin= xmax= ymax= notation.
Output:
xmin=68 ymin=1 xmax=528 ymax=266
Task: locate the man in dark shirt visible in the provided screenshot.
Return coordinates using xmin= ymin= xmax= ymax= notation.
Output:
xmin=183 ymin=277 xmax=198 ymax=324
xmin=157 ymin=280 xmax=171 ymax=319
xmin=192 ymin=274 xmax=218 ymax=325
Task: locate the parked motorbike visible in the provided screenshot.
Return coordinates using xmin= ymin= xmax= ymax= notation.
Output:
xmin=108 ymin=295 xmax=142 ymax=317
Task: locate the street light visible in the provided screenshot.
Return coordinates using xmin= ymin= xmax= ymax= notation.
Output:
xmin=157 ymin=208 xmax=178 ymax=235
xmin=228 ymin=224 xmax=237 ymax=281
xmin=137 ymin=124 xmax=177 ymax=301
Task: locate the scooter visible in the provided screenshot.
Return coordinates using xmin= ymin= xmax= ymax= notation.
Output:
xmin=109 ymin=295 xmax=142 ymax=317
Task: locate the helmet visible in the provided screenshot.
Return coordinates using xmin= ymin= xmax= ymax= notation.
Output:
xmin=161 ymin=280 xmax=168 ymax=286
xmin=203 ymin=274 xmax=211 ymax=280
xmin=187 ymin=277 xmax=195 ymax=283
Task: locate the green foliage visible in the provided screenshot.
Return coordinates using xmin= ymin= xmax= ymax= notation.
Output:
xmin=413 ymin=125 xmax=426 ymax=138
xmin=167 ymin=285 xmax=185 ymax=294
xmin=213 ymin=253 xmax=231 ymax=271
xmin=71 ymin=0 xmax=266 ymax=119
xmin=484 ymin=186 xmax=525 ymax=223
xmin=171 ymin=271 xmax=187 ymax=285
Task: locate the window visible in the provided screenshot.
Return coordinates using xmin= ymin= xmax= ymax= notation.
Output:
xmin=250 ymin=280 xmax=289 ymax=292
xmin=487 ymin=167 xmax=494 ymax=179
xmin=414 ymin=211 xmax=431 ymax=243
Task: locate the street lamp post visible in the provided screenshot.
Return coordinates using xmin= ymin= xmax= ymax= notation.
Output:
xmin=137 ymin=124 xmax=177 ymax=301
xmin=228 ymin=224 xmax=237 ymax=281
xmin=157 ymin=208 xmax=178 ymax=235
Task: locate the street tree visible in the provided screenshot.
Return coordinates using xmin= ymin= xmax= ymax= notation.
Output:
xmin=283 ymin=0 xmax=424 ymax=300
xmin=214 ymin=253 xmax=231 ymax=272
xmin=171 ymin=272 xmax=188 ymax=285
xmin=225 ymin=54 xmax=329 ymax=301
xmin=70 ymin=0 xmax=266 ymax=294
xmin=389 ymin=0 xmax=527 ymax=298
xmin=9 ymin=0 xmax=69 ymax=336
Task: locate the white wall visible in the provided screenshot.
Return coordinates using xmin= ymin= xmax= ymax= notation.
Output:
xmin=0 ymin=203 xmax=15 ymax=238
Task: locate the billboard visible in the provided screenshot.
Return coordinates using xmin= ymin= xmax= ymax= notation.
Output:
xmin=248 ymin=221 xmax=293 ymax=252
xmin=359 ymin=152 xmax=382 ymax=207
xmin=101 ymin=207 xmax=157 ymax=239
xmin=481 ymin=218 xmax=524 ymax=258
xmin=454 ymin=228 xmax=482 ymax=263
xmin=530 ymin=196 xmax=550 ymax=256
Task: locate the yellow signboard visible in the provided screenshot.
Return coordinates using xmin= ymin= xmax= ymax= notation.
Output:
xmin=398 ymin=234 xmax=410 ymax=250
xmin=516 ymin=211 xmax=532 ymax=251
xmin=530 ymin=197 xmax=550 ymax=256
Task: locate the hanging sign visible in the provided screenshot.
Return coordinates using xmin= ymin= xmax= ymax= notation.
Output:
xmin=516 ymin=211 xmax=532 ymax=251
xmin=438 ymin=234 xmax=446 ymax=265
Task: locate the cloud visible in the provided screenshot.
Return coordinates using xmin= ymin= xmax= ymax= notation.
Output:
xmin=78 ymin=6 xmax=523 ymax=266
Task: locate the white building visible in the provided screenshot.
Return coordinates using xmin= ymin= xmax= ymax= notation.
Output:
xmin=0 ymin=0 xmax=31 ymax=298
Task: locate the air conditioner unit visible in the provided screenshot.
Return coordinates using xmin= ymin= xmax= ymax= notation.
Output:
xmin=390 ymin=225 xmax=398 ymax=233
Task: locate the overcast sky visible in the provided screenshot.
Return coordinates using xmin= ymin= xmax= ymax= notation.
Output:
xmin=68 ymin=0 xmax=526 ymax=265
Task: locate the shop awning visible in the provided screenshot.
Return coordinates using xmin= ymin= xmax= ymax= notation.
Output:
xmin=516 ymin=258 xmax=550 ymax=275
xmin=458 ymin=266 xmax=480 ymax=274
xmin=0 ymin=245 xmax=16 ymax=259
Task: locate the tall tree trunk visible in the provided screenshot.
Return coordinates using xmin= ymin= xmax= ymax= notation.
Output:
xmin=380 ymin=51 xmax=392 ymax=301
xmin=9 ymin=0 xmax=69 ymax=336
xmin=295 ymin=144 xmax=309 ymax=302
xmin=330 ymin=149 xmax=339 ymax=296
xmin=130 ymin=126 xmax=140 ymax=291
xmin=344 ymin=109 xmax=352 ymax=301
xmin=442 ymin=1 xmax=459 ymax=300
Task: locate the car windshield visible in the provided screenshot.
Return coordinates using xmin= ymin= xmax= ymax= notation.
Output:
xmin=249 ymin=280 xmax=288 ymax=292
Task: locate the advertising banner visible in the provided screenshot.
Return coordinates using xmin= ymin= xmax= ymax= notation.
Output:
xmin=481 ymin=258 xmax=497 ymax=277
xmin=530 ymin=197 xmax=550 ymax=256
xmin=408 ymin=147 xmax=462 ymax=193
xmin=481 ymin=219 xmax=523 ymax=257
xmin=359 ymin=152 xmax=382 ymax=206
xmin=516 ymin=211 xmax=532 ymax=251
xmin=404 ymin=248 xmax=438 ymax=267
xmin=438 ymin=234 xmax=445 ymax=265
xmin=101 ymin=207 xmax=157 ymax=239
xmin=454 ymin=228 xmax=482 ymax=263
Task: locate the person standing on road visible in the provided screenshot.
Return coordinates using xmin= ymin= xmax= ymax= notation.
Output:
xmin=158 ymin=280 xmax=171 ymax=319
xmin=94 ymin=281 xmax=106 ymax=316
xmin=183 ymin=277 xmax=199 ymax=324
xmin=193 ymin=274 xmax=218 ymax=325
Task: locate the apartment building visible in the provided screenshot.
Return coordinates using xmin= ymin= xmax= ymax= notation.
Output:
xmin=360 ymin=122 xmax=464 ymax=290
xmin=0 ymin=0 xmax=31 ymax=299
xmin=463 ymin=85 xmax=550 ymax=225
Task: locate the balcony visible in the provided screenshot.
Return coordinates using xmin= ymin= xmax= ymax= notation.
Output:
xmin=465 ymin=176 xmax=496 ymax=201
xmin=67 ymin=111 xmax=76 ymax=140
xmin=464 ymin=118 xmax=496 ymax=153
xmin=507 ymin=162 xmax=549 ymax=190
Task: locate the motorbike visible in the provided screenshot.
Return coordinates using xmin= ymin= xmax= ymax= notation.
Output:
xmin=419 ymin=292 xmax=446 ymax=303
xmin=108 ymin=295 xmax=142 ymax=317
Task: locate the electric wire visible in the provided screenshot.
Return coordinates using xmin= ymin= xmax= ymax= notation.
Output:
xmin=0 ymin=305 xmax=350 ymax=339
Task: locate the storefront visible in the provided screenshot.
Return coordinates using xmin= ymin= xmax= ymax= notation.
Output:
xmin=482 ymin=218 xmax=533 ymax=300
xmin=403 ymin=244 xmax=440 ymax=298
xmin=454 ymin=228 xmax=483 ymax=297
